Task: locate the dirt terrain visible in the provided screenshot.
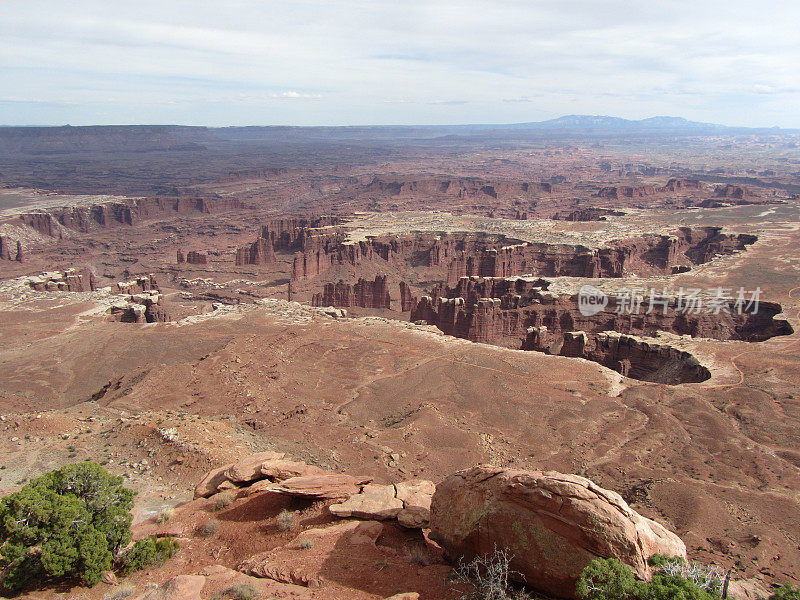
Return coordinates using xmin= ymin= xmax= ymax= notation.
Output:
xmin=0 ymin=125 xmax=799 ymax=599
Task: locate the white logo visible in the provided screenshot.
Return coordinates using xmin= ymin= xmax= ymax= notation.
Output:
xmin=578 ymin=285 xmax=608 ymax=316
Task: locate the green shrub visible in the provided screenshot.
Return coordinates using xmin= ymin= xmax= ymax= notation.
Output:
xmin=576 ymin=558 xmax=644 ymax=600
xmin=119 ymin=536 xmax=178 ymax=575
xmin=576 ymin=557 xmax=721 ymax=600
xmin=771 ymin=584 xmax=800 ymax=600
xmin=0 ymin=462 xmax=134 ymax=591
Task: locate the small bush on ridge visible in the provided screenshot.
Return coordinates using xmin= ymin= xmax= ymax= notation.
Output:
xmin=119 ymin=536 xmax=179 ymax=575
xmin=577 ymin=557 xmax=721 ymax=600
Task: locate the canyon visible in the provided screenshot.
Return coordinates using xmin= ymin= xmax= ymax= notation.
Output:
xmin=409 ymin=276 xmax=792 ymax=384
xmin=0 ymin=124 xmax=799 ymax=599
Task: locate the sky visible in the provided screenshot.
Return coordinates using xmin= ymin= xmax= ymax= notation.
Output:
xmin=1 ymin=0 xmax=799 ymax=128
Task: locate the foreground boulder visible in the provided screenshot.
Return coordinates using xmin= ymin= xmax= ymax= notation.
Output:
xmin=429 ymin=465 xmax=687 ymax=599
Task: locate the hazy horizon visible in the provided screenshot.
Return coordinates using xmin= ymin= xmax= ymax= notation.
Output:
xmin=3 ymin=1 xmax=799 ymax=128
xmin=1 ymin=114 xmax=796 ymax=131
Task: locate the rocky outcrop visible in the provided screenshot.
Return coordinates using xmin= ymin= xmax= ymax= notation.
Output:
xmin=552 ymin=208 xmax=625 ymax=221
xmin=395 ymin=480 xmax=436 ymax=528
xmin=365 ymin=176 xmax=552 ymax=200
xmin=260 ymin=222 xmax=757 ymax=289
xmin=399 ymin=281 xmax=414 ymax=312
xmin=429 ymin=465 xmax=687 ymax=599
xmin=0 ymin=236 xmax=12 ymax=260
xmin=598 ymin=185 xmax=657 ymax=199
xmin=194 ymin=451 xmax=370 ymax=499
xmin=235 ymin=237 xmax=275 ymax=266
xmin=176 ymin=249 xmax=185 ymax=263
xmin=116 ymin=274 xmax=159 ymax=295
xmin=0 ymin=235 xmax=24 ymax=261
xmin=527 ymin=329 xmax=711 ymax=384
xmin=19 ymin=196 xmax=245 ymax=236
xmin=311 ymin=276 xmax=391 ymax=309
xmin=195 ymin=451 xmax=286 ymax=497
xmin=26 ymin=269 xmax=95 ymax=292
xmin=328 ymin=480 xmax=435 ymax=527
xmin=329 ymin=483 xmax=403 ymax=520
xmin=185 ymin=251 xmax=207 ymax=265
xmin=109 ymin=290 xmax=170 ymax=323
xmin=715 ymin=184 xmax=753 ymax=199
xmin=661 ymin=178 xmax=702 ymax=192
xmin=259 ymin=474 xmax=371 ymax=499
xmin=260 ymin=216 xmax=341 ymax=251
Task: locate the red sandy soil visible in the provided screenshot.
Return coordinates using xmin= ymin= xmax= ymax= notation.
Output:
xmin=0 ymin=134 xmax=799 ymax=598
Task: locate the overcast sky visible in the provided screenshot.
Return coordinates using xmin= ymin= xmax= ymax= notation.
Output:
xmin=2 ymin=1 xmax=799 ymax=128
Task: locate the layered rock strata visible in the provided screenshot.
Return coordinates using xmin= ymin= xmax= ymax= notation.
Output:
xmin=311 ymin=276 xmax=391 ymax=309
xmin=410 ymin=276 xmax=792 ymax=383
xmin=19 ymin=196 xmax=244 ymax=236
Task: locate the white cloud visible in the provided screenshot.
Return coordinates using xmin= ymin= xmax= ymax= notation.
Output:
xmin=0 ymin=0 xmax=798 ymax=126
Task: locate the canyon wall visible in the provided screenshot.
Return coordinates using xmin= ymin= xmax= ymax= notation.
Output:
xmin=598 ymin=186 xmax=657 ymax=199
xmin=365 ymin=176 xmax=552 ymax=199
xmin=19 ymin=196 xmax=245 ymax=237
xmin=552 ymin=208 xmax=625 ymax=221
xmin=311 ymin=275 xmax=391 ymax=309
xmin=235 ymin=238 xmax=275 ymax=266
xmin=410 ymin=276 xmax=792 ymax=384
xmin=284 ymin=225 xmax=756 ymax=285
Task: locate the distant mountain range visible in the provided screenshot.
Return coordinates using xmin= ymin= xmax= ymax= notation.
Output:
xmin=0 ymin=116 xmax=795 ymax=154
xmin=509 ymin=115 xmax=731 ymax=130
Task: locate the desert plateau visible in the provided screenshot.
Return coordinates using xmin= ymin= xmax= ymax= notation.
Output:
xmin=2 ymin=2 xmax=800 ymax=600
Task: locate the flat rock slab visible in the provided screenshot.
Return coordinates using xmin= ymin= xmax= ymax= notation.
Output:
xmin=260 ymin=458 xmax=328 ymax=481
xmin=329 ymin=483 xmax=404 ymax=520
xmin=262 ymin=473 xmax=371 ymax=499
